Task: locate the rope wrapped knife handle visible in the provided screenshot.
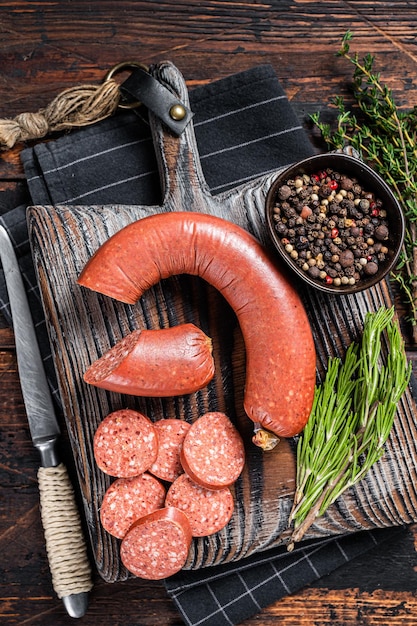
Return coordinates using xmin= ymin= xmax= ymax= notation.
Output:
xmin=38 ymin=464 xmax=93 ymax=600
xmin=0 ymin=60 xmax=192 ymax=149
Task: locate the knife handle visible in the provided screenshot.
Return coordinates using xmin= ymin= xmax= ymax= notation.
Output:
xmin=38 ymin=463 xmax=93 ymax=617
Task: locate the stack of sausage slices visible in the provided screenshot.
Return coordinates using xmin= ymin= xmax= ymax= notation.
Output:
xmin=93 ymin=409 xmax=245 ymax=580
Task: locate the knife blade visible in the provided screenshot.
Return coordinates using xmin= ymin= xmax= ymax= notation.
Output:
xmin=0 ymin=225 xmax=92 ymax=618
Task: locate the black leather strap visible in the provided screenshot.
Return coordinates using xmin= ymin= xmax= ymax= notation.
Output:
xmin=120 ymin=67 xmax=193 ymax=135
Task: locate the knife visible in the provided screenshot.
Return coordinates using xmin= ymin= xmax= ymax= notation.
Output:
xmin=0 ymin=225 xmax=92 ymax=618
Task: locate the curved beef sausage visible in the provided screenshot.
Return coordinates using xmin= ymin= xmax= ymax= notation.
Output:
xmin=78 ymin=212 xmax=316 ymax=438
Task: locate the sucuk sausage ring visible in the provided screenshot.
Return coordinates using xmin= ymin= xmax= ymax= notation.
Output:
xmin=120 ymin=506 xmax=192 ymax=580
xmin=84 ymin=324 xmax=215 ymax=397
xmin=78 ymin=212 xmax=316 ymax=438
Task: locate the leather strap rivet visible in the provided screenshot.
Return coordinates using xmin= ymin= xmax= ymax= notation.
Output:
xmin=169 ymin=103 xmax=186 ymax=121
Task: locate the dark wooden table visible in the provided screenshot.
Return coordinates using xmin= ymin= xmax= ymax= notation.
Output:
xmin=1 ymin=2 xmax=417 ymax=624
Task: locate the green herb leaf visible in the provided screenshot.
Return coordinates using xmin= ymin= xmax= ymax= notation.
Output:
xmin=287 ymin=306 xmax=411 ymax=550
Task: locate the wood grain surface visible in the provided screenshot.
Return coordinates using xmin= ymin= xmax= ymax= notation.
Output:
xmin=2 ymin=2 xmax=417 ymax=625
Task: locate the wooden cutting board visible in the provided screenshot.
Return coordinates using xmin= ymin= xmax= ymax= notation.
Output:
xmin=27 ymin=61 xmax=417 ymax=583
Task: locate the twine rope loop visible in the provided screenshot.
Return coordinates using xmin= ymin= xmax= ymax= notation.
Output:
xmin=0 ymin=79 xmax=121 ymax=149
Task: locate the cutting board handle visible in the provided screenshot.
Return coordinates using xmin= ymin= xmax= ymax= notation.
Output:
xmin=149 ymin=62 xmax=217 ymax=213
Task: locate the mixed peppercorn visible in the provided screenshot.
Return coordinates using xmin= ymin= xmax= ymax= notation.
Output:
xmin=272 ymin=168 xmax=391 ymax=288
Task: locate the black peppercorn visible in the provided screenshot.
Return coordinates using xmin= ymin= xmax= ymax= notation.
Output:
xmin=363 ymin=261 xmax=379 ymax=275
xmin=278 ymin=185 xmax=292 ymax=200
xmin=375 ymin=224 xmax=389 ymax=240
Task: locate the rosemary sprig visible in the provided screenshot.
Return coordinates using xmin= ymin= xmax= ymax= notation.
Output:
xmin=310 ymin=31 xmax=417 ymax=342
xmin=287 ymin=306 xmax=411 ymax=550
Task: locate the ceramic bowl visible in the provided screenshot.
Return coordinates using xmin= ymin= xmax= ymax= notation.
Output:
xmin=265 ymin=152 xmax=405 ymax=295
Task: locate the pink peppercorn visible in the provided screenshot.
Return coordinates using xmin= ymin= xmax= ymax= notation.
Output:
xmin=300 ymin=205 xmax=313 ymax=219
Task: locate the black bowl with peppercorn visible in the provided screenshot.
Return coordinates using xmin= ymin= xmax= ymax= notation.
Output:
xmin=265 ymin=152 xmax=405 ymax=295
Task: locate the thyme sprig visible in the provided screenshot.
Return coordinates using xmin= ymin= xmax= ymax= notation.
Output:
xmin=310 ymin=31 xmax=417 ymax=342
xmin=287 ymin=306 xmax=411 ymax=550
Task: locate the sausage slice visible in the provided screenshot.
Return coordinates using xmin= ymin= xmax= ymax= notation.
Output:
xmin=94 ymin=409 xmax=158 ymax=478
xmin=149 ymin=419 xmax=191 ymax=482
xmin=100 ymin=473 xmax=166 ymax=539
xmin=120 ymin=507 xmax=192 ymax=579
xmin=165 ymin=474 xmax=234 ymax=537
xmin=180 ymin=412 xmax=245 ymax=490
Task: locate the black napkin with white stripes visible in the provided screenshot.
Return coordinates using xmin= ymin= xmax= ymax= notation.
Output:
xmin=0 ymin=63 xmax=406 ymax=626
